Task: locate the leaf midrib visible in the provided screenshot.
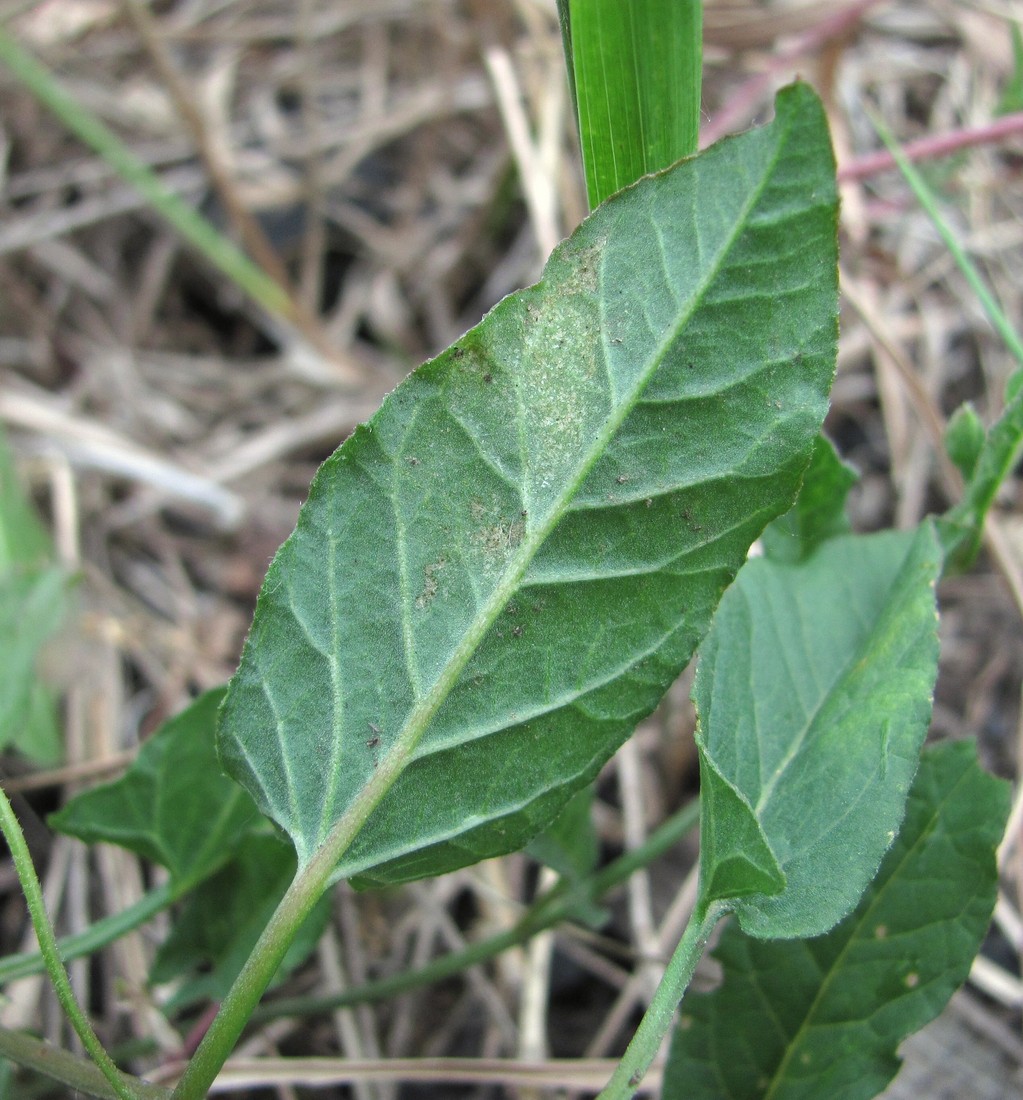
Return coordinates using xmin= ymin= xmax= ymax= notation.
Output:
xmin=751 ymin=541 xmax=911 ymax=821
xmin=305 ymin=114 xmax=795 ymax=872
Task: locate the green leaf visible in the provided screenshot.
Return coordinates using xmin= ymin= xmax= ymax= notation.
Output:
xmin=12 ymin=682 xmax=62 ymax=765
xmin=697 ymin=760 xmax=784 ymax=902
xmin=150 ymin=833 xmax=330 ymax=1013
xmin=761 ymin=434 xmax=857 ymax=563
xmin=50 ymin=689 xmax=261 ymax=889
xmin=694 ymin=525 xmax=942 ymax=937
xmin=526 ymin=784 xmax=599 ymax=884
xmin=566 ymin=0 xmax=703 ymax=207
xmin=218 ymin=83 xmax=839 ymax=887
xmin=0 ymin=428 xmax=52 ymax=569
xmin=944 ymin=402 xmax=986 ymax=481
xmin=0 ymin=568 xmax=67 ymax=756
xmin=525 ymin=785 xmax=607 ymax=926
xmin=0 ymin=428 xmax=69 ymax=761
xmin=663 ymin=741 xmax=1009 ymax=1100
xmin=940 ymin=372 xmax=1023 ymax=569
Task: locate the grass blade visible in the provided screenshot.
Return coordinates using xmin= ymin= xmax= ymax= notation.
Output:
xmin=562 ymin=0 xmax=702 ymax=208
xmin=0 ymin=27 xmax=291 ymax=320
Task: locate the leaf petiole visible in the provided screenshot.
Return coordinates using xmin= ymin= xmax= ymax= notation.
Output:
xmin=597 ymin=899 xmax=726 ymax=1099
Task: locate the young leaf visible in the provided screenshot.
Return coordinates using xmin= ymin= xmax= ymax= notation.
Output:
xmin=663 ymin=740 xmax=1009 ymax=1100
xmin=695 ymin=524 xmax=942 ymax=937
xmin=218 ymin=83 xmax=839 ymax=887
xmin=944 ymin=401 xmax=986 ymax=481
xmin=50 ymin=689 xmax=261 ymax=890
xmin=940 ymin=373 xmax=1023 ymax=569
xmin=760 ymin=434 xmax=858 ymax=563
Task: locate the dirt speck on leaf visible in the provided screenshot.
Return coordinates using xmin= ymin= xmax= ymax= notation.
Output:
xmin=415 ymin=557 xmax=446 ymax=609
xmin=473 ymin=519 xmax=525 ymax=565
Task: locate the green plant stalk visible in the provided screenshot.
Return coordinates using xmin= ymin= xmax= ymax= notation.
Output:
xmin=0 ymin=27 xmax=291 ymax=321
xmin=176 ymin=555 xmax=640 ymax=1096
xmin=0 ymin=1028 xmax=170 ymax=1100
xmin=171 ymin=735 xmax=441 ymax=1100
xmin=255 ymin=799 xmax=701 ymax=1021
xmin=597 ymin=899 xmax=724 ymax=1098
xmin=0 ymin=881 xmax=175 ymax=985
xmin=562 ymin=0 xmax=702 ymax=209
xmin=169 ymin=846 xmax=330 ymax=1098
xmin=868 ymin=106 xmax=1023 ymax=367
xmin=0 ymin=787 xmax=141 ymax=1100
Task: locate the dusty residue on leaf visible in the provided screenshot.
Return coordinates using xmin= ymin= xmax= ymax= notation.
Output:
xmin=473 ymin=519 xmax=524 ymax=563
xmin=559 ymin=239 xmax=604 ymax=297
xmin=415 ymin=557 xmax=446 ymax=609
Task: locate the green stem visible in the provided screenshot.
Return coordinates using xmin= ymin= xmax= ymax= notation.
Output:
xmin=169 ymin=817 xmax=352 ymax=1098
xmin=0 ymin=881 xmax=175 ymax=985
xmin=868 ymin=106 xmax=1023 ymax=367
xmin=176 ymin=797 xmax=700 ymax=1095
xmin=597 ymin=899 xmax=724 ymax=1099
xmin=255 ymin=798 xmax=701 ymax=1021
xmin=0 ymin=787 xmax=143 ymax=1100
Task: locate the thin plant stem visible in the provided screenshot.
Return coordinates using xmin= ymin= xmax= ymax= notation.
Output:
xmin=0 ymin=28 xmax=289 ymax=319
xmin=839 ymin=110 xmax=1023 ymax=183
xmin=867 ymin=106 xmax=1023 ymax=368
xmin=173 ymin=796 xmax=698 ymax=1097
xmin=0 ymin=881 xmax=175 ymax=984
xmin=169 ymin=822 xmax=348 ymax=1098
xmin=120 ymin=0 xmax=296 ymax=293
xmin=0 ymin=23 xmax=361 ymax=380
xmin=0 ymin=787 xmax=144 ymax=1100
xmin=597 ymin=899 xmax=724 ymax=1099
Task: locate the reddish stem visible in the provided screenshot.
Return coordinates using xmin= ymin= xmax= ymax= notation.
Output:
xmin=838 ymin=112 xmax=1023 ymax=182
xmin=700 ymin=0 xmax=886 ymax=147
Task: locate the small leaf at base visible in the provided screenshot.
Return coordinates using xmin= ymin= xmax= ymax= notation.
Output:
xmin=695 ymin=524 xmax=942 ymax=937
xmin=664 ymin=740 xmax=1009 ymax=1100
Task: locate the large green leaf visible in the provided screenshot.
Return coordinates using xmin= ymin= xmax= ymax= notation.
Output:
xmin=694 ymin=525 xmax=942 ymax=937
xmin=219 ymin=83 xmax=839 ymax=885
xmin=663 ymin=741 xmax=1009 ymax=1100
xmin=50 ymin=689 xmax=260 ymax=889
